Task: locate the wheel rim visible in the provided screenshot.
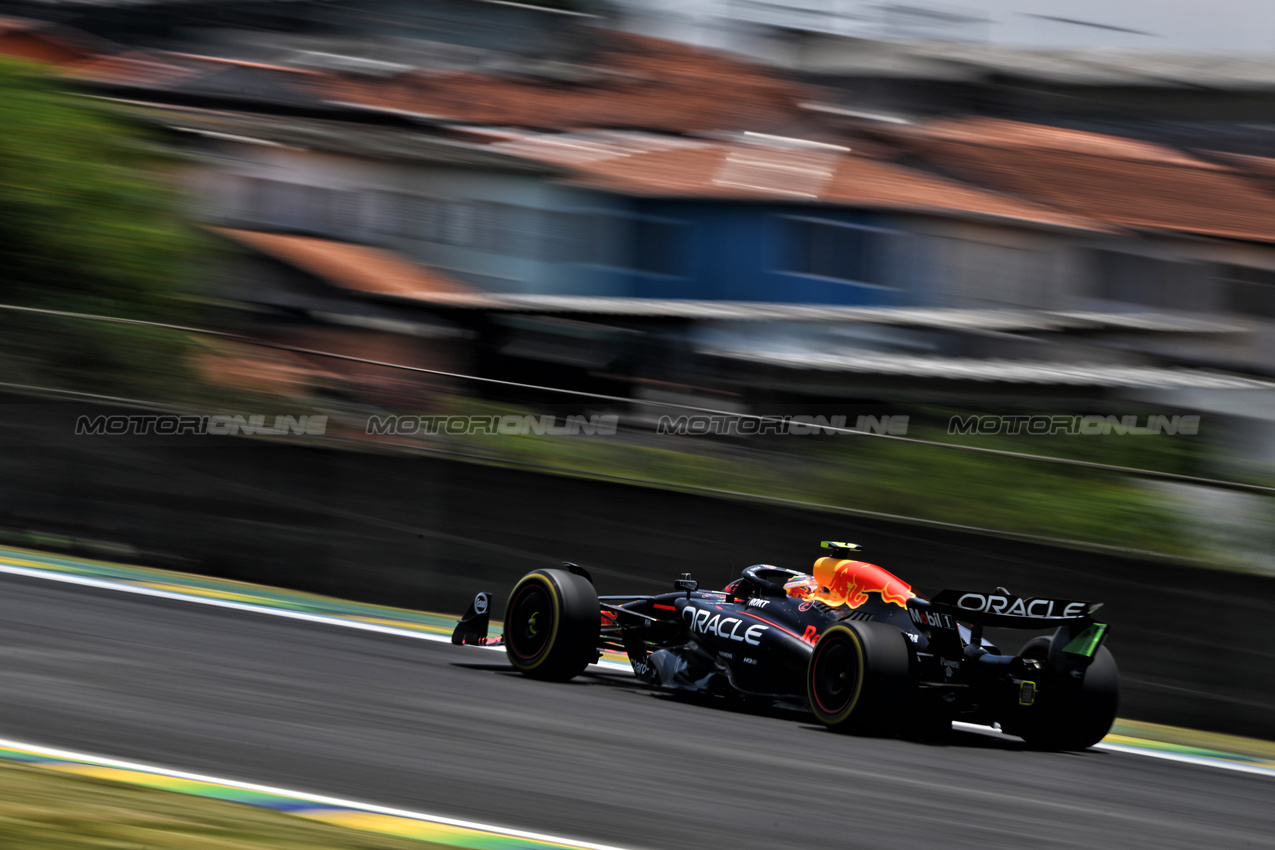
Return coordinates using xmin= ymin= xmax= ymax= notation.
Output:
xmin=812 ymin=637 xmax=860 ymax=717
xmin=508 ymin=584 xmax=553 ymax=663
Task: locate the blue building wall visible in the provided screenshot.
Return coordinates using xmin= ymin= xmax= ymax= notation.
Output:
xmin=213 ymin=143 xmax=926 ymax=306
xmin=567 ymin=200 xmax=917 ymax=306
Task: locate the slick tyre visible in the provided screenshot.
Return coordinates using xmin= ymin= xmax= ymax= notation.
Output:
xmin=807 ymin=621 xmax=911 ymax=733
xmin=504 ymin=569 xmax=599 ymax=682
xmin=1011 ymin=636 xmax=1119 ymax=751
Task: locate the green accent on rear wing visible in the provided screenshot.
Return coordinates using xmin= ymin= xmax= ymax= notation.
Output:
xmin=1063 ymin=622 xmax=1108 ymax=657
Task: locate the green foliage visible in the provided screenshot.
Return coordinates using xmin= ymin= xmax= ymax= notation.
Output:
xmin=0 ymin=58 xmax=198 ymax=394
xmin=415 ymin=398 xmax=1206 ymax=560
xmin=796 ymin=421 xmax=1194 ymax=555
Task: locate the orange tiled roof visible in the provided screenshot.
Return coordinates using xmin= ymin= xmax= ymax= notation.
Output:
xmin=1213 ymin=151 xmax=1275 ymax=175
xmin=551 ymin=139 xmax=1107 ymax=231
xmin=311 ymin=32 xmax=814 ymax=134
xmin=159 ymin=52 xmax=326 ymax=77
xmin=911 ymin=117 xmax=1210 ymax=166
xmin=38 ymin=45 xmax=325 ymax=88
xmin=63 ymin=51 xmax=195 ymax=87
xmin=0 ymin=15 xmax=49 ymax=37
xmin=1208 ymin=151 xmax=1275 ymax=197
xmin=821 ymin=155 xmax=1105 ymax=228
xmin=0 ymin=16 xmax=194 ymax=86
xmin=891 ymin=117 xmax=1275 ymax=242
xmin=68 ymin=50 xmax=323 ymax=90
xmin=0 ymin=14 xmax=102 ymax=66
xmin=214 ymin=229 xmax=498 ymax=306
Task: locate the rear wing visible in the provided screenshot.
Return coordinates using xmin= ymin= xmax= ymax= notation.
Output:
xmin=918 ymin=590 xmax=1110 ymax=666
xmin=925 ymin=590 xmax=1099 ymax=628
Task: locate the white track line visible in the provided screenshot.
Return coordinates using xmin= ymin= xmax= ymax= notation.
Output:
xmin=952 ymin=721 xmax=1274 ymax=778
xmin=0 ymin=563 xmax=453 ymax=642
xmin=0 ymin=737 xmax=636 ymax=850
xmin=1 ymin=562 xmax=1268 ymax=775
xmin=1094 ymin=743 xmax=1275 ymax=778
xmin=0 ymin=562 xmax=632 ymax=671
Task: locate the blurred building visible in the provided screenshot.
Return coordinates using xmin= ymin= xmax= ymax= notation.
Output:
xmin=607 ymin=0 xmax=1275 ymax=55
xmin=606 ymin=0 xmax=988 ymax=55
xmin=9 ymin=9 xmax=1275 ymax=459
xmin=791 ymin=38 xmax=1275 ymax=150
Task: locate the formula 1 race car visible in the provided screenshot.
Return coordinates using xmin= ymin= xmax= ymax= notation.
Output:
xmin=452 ymin=542 xmax=1118 ymax=750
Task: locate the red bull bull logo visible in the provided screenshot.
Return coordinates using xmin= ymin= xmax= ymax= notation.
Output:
xmin=812 ymin=557 xmax=915 ymax=609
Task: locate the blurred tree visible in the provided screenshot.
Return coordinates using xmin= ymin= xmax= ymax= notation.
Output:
xmin=0 ymin=57 xmax=197 ymax=395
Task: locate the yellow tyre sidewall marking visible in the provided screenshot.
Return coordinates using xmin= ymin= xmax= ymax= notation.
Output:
xmin=809 ymin=624 xmax=866 ymax=725
xmin=507 ymin=572 xmax=561 ymax=672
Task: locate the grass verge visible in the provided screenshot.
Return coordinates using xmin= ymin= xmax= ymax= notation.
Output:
xmin=0 ymin=759 xmax=448 ymax=850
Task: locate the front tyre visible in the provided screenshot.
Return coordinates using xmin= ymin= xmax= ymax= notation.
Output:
xmin=504 ymin=569 xmax=599 ymax=682
xmin=807 ymin=621 xmax=911 ymax=733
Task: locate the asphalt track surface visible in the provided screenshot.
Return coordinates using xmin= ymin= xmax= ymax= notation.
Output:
xmin=0 ymin=573 xmax=1271 ymax=850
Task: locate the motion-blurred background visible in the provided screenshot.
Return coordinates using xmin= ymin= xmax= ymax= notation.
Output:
xmin=2 ymin=0 xmax=1275 ymax=737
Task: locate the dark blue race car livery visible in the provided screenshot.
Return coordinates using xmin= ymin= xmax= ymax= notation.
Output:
xmin=453 ymin=541 xmax=1118 ymax=749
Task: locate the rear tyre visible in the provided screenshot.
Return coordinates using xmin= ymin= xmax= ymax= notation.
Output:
xmin=504 ymin=569 xmax=599 ymax=682
xmin=807 ymin=621 xmax=911 ymax=733
xmin=1009 ymin=636 xmax=1119 ymax=750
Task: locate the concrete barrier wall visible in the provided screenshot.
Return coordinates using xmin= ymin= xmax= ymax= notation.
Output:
xmin=2 ymin=394 xmax=1272 ymax=739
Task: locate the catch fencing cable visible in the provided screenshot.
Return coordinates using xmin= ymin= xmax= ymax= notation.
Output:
xmin=2 ymin=301 xmax=1272 ymax=496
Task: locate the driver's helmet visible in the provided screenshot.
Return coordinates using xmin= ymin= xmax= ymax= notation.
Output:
xmin=783 ymin=574 xmax=821 ymax=600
